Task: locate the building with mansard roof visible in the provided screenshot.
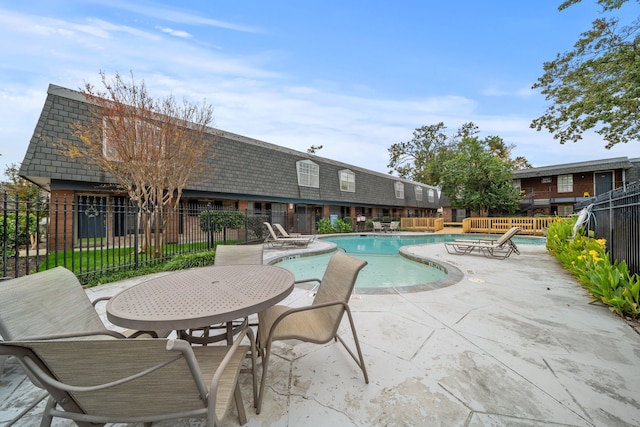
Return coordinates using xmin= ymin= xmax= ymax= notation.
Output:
xmin=19 ymin=84 xmax=441 ymax=240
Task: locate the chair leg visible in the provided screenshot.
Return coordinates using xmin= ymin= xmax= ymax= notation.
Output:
xmin=256 ymin=341 xmax=272 ymax=414
xmin=234 ymin=383 xmax=247 ymax=425
xmin=336 ymin=307 xmax=369 ymax=384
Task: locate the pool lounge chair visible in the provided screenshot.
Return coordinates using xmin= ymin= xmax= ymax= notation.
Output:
xmin=263 ymin=222 xmax=313 ymax=248
xmin=273 ymin=223 xmax=316 ymax=241
xmin=444 ymin=226 xmax=522 ymax=259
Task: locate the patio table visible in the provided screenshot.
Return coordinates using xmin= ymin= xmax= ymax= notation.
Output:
xmin=106 ymin=264 xmax=295 ymax=333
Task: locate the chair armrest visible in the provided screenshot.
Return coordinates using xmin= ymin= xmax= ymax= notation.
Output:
xmin=91 ymin=296 xmax=112 ymax=307
xmin=269 ymin=300 xmax=347 ymax=334
xmin=21 ymin=330 xmax=126 ymax=341
xmin=293 ymin=278 xmax=321 ymax=285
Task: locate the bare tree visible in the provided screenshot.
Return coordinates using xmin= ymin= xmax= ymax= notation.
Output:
xmin=71 ymin=72 xmax=215 ymax=257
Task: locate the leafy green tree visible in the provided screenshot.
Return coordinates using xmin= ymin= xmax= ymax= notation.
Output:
xmin=2 ymin=163 xmax=43 ymax=201
xmin=531 ymin=0 xmax=640 ymax=147
xmin=437 ymin=136 xmax=522 ymax=217
xmin=389 ymin=122 xmax=524 ymax=216
xmin=387 ymin=122 xmax=449 ymax=183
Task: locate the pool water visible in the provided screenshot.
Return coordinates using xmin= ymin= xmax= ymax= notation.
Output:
xmin=276 ymin=252 xmax=446 ymax=289
xmin=275 ymin=234 xmax=545 ymax=290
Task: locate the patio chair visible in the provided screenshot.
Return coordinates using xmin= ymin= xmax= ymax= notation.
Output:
xmin=372 ymin=221 xmax=384 ymax=232
xmin=0 ymin=329 xmax=255 ymax=427
xmin=181 ymin=244 xmax=264 ymax=345
xmin=263 ymin=222 xmax=313 ymax=248
xmin=444 ymin=226 xmax=522 ymax=259
xmin=0 ymin=266 xmax=166 ymax=425
xmin=388 ymin=221 xmax=400 ymax=232
xmin=255 ymin=251 xmax=369 ymax=414
xmin=273 ymin=223 xmax=316 ymax=241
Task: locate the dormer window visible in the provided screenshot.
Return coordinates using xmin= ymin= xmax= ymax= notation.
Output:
xmin=296 ymin=160 xmax=319 ymax=188
xmin=394 ymin=182 xmax=404 ymax=199
xmin=428 ymin=188 xmax=435 ymax=203
xmin=102 ymin=116 xmax=164 ymax=162
xmin=415 ymin=186 xmax=423 ymax=201
xmin=339 ymin=169 xmax=355 ymax=192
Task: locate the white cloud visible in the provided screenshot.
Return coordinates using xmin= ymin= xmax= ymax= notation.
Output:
xmin=158 ymin=26 xmax=192 ymax=38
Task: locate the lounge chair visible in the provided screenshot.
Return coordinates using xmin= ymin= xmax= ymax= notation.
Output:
xmin=0 ymin=330 xmax=255 ymax=427
xmin=388 ymin=221 xmax=400 ymax=232
xmin=273 ymin=223 xmax=316 ymax=241
xmin=444 ymin=226 xmax=522 ymax=259
xmin=263 ymin=222 xmax=313 ymax=248
xmin=255 ymin=251 xmax=369 ymax=414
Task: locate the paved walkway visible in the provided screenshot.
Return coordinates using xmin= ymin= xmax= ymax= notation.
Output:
xmin=2 ymin=235 xmax=640 ymax=426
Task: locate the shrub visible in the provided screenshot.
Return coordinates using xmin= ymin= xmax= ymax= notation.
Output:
xmin=0 ymin=213 xmax=38 ymax=258
xmin=164 ymin=251 xmax=216 ymax=271
xmin=199 ymin=210 xmax=245 ymax=233
xmin=546 ymin=216 xmax=639 ymax=319
xmin=335 ymin=218 xmax=353 ymax=233
xmin=317 ymin=217 xmax=335 ymax=234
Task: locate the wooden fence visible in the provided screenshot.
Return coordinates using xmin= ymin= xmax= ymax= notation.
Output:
xmin=400 ymin=217 xmax=444 ymax=232
xmin=461 ymin=217 xmax=551 ymax=236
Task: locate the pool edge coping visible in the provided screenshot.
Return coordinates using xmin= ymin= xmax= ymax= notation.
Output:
xmin=266 ymin=234 xmax=466 ymax=295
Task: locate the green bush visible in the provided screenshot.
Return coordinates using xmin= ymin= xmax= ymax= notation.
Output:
xmin=163 ymin=251 xmax=216 ymax=271
xmin=0 ymin=213 xmax=38 ymax=258
xmin=335 ymin=218 xmax=352 ymax=233
xmin=317 ymin=217 xmax=335 ymax=234
xmin=546 ymin=217 xmax=640 ymax=319
xmin=316 ymin=217 xmax=353 ymax=234
xmin=199 ymin=210 xmax=245 ymax=233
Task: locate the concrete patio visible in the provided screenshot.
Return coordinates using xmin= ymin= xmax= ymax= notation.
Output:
xmin=2 ymin=236 xmax=640 ymax=426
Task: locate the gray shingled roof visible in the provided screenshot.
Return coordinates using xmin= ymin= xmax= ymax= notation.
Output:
xmin=514 ymin=157 xmax=633 ymax=179
xmin=19 ymin=84 xmax=440 ymax=209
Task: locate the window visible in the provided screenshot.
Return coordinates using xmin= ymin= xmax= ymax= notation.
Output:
xmin=296 ymin=160 xmax=319 ymax=188
xmin=428 ymin=188 xmax=435 ymax=203
xmin=339 ymin=169 xmax=355 ymax=192
xmin=102 ymin=116 xmax=164 ymax=162
xmin=557 ymin=205 xmax=573 ymax=216
xmin=415 ymin=186 xmax=423 ymax=201
xmin=394 ymin=182 xmax=404 ymax=199
xmin=557 ymin=174 xmax=573 ymax=193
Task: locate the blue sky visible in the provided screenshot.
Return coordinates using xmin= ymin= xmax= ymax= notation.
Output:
xmin=2 ymin=0 xmax=640 ymax=177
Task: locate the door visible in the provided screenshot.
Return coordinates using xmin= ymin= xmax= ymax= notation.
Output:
xmin=295 ymin=205 xmax=311 ymax=234
xmin=595 ymin=172 xmax=613 ymax=196
xmin=77 ymin=195 xmax=107 ymax=239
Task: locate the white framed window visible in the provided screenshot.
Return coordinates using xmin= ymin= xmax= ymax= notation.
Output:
xmin=557 ymin=174 xmax=573 ymax=193
xmin=415 ymin=186 xmax=423 ymax=201
xmin=557 ymin=205 xmax=573 ymax=216
xmin=296 ymin=160 xmax=319 ymax=188
xmin=394 ymin=181 xmax=404 ymax=199
xmin=102 ymin=116 xmax=164 ymax=162
xmin=428 ymin=188 xmax=435 ymax=203
xmin=339 ymin=169 xmax=355 ymax=192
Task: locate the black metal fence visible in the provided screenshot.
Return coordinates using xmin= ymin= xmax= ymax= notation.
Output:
xmin=575 ymin=182 xmax=640 ymax=275
xmin=1 ymin=192 xmax=314 ymax=282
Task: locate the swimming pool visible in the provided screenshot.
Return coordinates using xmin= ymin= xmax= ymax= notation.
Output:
xmin=274 ymin=234 xmax=545 ymax=293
